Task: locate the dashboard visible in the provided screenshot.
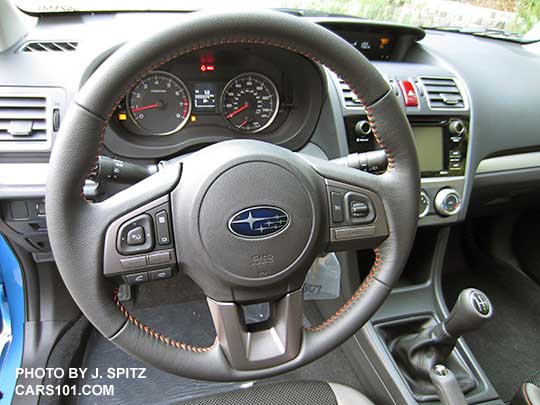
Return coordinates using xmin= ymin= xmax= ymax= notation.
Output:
xmin=0 ymin=11 xmax=539 ymax=259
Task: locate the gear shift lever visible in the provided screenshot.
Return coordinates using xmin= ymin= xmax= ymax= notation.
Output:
xmin=442 ymin=288 xmax=493 ymax=337
xmin=391 ymin=288 xmax=493 ymax=401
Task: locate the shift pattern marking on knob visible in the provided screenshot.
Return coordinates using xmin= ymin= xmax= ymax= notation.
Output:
xmin=470 ymin=290 xmax=491 ymax=316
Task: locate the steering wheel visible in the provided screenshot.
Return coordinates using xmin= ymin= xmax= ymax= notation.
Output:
xmin=46 ymin=10 xmax=419 ymax=381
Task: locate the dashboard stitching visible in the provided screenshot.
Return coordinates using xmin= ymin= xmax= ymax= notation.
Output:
xmin=89 ymin=38 xmax=391 ymax=349
xmin=113 ymin=288 xmax=218 ymax=352
xmin=305 ymin=247 xmax=381 ymax=332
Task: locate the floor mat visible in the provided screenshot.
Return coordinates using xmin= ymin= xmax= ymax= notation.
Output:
xmin=76 ymin=296 xmax=362 ymax=404
xmin=442 ymin=235 xmax=540 ymax=402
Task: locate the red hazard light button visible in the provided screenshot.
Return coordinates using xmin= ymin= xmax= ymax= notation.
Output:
xmin=398 ymin=80 xmax=418 ymax=107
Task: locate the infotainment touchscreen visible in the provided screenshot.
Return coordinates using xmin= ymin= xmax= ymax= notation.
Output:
xmin=412 ymin=127 xmax=443 ymax=172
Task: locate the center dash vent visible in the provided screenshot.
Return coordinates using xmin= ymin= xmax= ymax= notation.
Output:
xmin=419 ymin=77 xmax=466 ymax=110
xmin=19 ymin=41 xmax=78 ymax=53
xmin=0 ymin=95 xmax=48 ymax=144
xmin=337 ymin=77 xmax=364 ymax=108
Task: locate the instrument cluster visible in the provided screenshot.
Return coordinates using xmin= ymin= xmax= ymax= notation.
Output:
xmin=121 ymin=70 xmax=281 ymax=136
xmin=107 ymin=45 xmax=324 ymax=159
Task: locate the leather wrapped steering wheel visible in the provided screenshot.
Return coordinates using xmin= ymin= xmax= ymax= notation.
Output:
xmin=46 ymin=10 xmax=419 ymax=381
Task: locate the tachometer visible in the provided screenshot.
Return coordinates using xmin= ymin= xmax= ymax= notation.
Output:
xmin=128 ymin=71 xmax=191 ymax=135
xmin=221 ymin=73 xmax=279 ymax=133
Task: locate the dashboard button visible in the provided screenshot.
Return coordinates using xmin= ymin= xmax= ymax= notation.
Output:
xmin=398 ymin=80 xmax=418 ymax=107
xmin=127 ymin=226 xmax=145 ymax=246
xmin=155 ymin=210 xmax=171 ymax=245
xmin=449 ymin=161 xmax=462 ymax=170
xmin=330 ymin=192 xmax=344 ymax=223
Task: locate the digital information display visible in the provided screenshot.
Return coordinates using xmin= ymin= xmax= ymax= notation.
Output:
xmin=193 ymin=82 xmax=216 ymax=111
xmin=412 ymin=127 xmax=444 ymax=172
xmin=338 ymin=31 xmax=395 ymax=60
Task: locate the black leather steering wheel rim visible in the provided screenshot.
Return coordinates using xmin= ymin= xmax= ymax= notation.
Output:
xmin=46 ymin=10 xmax=419 ymax=381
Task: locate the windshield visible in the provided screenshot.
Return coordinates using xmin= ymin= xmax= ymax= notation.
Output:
xmin=15 ymin=0 xmax=540 ymax=42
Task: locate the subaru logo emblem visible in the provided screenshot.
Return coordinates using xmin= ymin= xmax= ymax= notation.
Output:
xmin=228 ymin=206 xmax=290 ymax=239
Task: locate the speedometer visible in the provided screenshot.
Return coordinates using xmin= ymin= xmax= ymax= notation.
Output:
xmin=221 ymin=73 xmax=279 ymax=133
xmin=128 ymin=71 xmax=191 ymax=135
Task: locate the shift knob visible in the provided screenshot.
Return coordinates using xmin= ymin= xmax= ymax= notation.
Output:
xmin=443 ymin=288 xmax=493 ymax=338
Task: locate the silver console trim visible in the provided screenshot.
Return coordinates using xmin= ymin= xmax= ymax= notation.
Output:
xmin=476 ymin=151 xmax=540 ymax=174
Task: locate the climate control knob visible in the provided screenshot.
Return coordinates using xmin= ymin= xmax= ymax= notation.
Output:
xmin=419 ymin=190 xmax=430 ymax=218
xmin=434 ymin=188 xmax=461 ymax=216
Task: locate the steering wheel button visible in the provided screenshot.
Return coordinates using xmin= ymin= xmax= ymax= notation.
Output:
xmin=150 ymin=267 xmax=172 ymax=281
xmin=155 ymin=210 xmax=171 ymax=245
xmin=350 ymin=200 xmax=369 ymax=218
xmin=117 ymin=213 xmax=155 ymax=255
xmin=127 ymin=226 xmax=146 ymax=246
xmin=147 ymin=250 xmax=172 ymax=265
xmin=124 ymin=272 xmax=148 ymax=285
xmin=330 ymin=191 xmax=344 ymax=223
xmin=120 ymin=255 xmax=147 ymax=270
xmin=344 ymin=192 xmax=375 ymax=224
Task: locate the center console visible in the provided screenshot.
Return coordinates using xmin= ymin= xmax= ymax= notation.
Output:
xmin=334 ymin=71 xmax=471 ymax=227
xmin=322 ymin=64 xmax=501 ymax=404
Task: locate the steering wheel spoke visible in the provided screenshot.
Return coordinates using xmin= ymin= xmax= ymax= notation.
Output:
xmin=101 ymin=163 xmax=181 ymax=286
xmin=300 ymin=154 xmax=390 ymax=252
xmin=207 ymin=289 xmax=303 ymax=371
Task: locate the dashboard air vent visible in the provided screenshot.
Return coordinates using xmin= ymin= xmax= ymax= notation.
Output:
xmin=337 ymin=77 xmax=364 ymax=108
xmin=419 ymin=77 xmax=466 ymax=110
xmin=0 ymin=95 xmax=48 ymax=143
xmin=20 ymin=41 xmax=78 ymax=53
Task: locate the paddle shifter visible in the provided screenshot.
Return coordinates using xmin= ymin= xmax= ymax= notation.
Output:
xmin=391 ymin=288 xmax=493 ymax=402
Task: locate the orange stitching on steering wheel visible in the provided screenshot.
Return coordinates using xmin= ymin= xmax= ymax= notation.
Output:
xmin=113 ymin=288 xmax=218 ymax=352
xmin=93 ymin=37 xmax=391 ymax=350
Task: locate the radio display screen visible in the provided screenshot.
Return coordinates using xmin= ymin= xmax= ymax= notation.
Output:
xmin=412 ymin=127 xmax=443 ymax=172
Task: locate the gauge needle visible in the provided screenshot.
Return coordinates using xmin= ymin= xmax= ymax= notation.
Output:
xmin=131 ymin=103 xmax=160 ymax=113
xmin=226 ymin=103 xmax=249 ymax=119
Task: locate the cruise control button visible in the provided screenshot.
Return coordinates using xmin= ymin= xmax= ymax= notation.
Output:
xmin=350 ymin=200 xmax=369 ymax=218
xmin=148 ymin=250 xmax=172 ymax=265
xmin=127 ymin=226 xmax=145 ymax=246
xmin=150 ymin=268 xmax=172 ymax=281
xmin=125 ymin=272 xmax=148 ymax=285
xmin=344 ymin=192 xmax=375 ymax=224
xmin=330 ymin=192 xmax=344 ymax=223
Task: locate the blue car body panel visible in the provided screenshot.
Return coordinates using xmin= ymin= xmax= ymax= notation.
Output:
xmin=0 ymin=236 xmax=25 ymax=404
